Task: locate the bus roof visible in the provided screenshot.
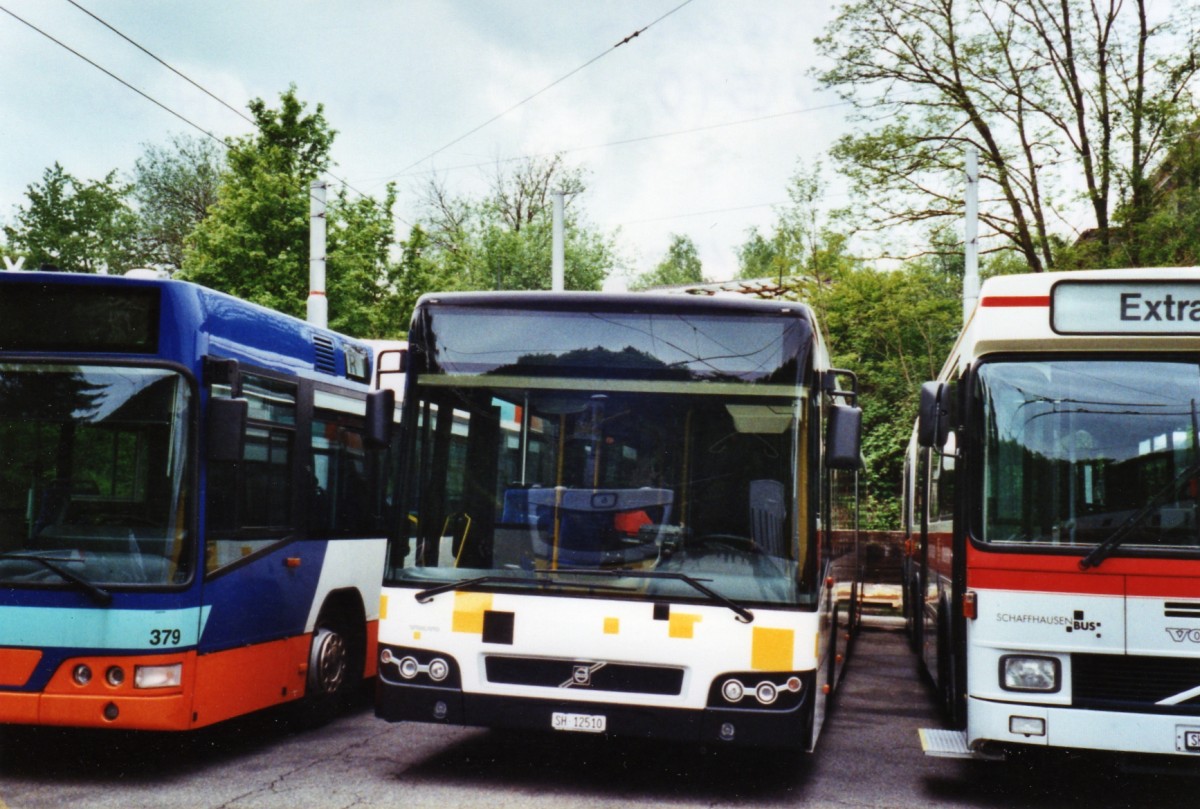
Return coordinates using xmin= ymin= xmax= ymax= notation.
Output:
xmin=942 ymin=267 xmax=1200 ymax=377
xmin=0 ymin=270 xmax=372 ymax=383
xmin=413 ymin=290 xmax=817 ymax=319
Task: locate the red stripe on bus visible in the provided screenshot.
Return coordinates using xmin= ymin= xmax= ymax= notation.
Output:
xmin=980 ymin=295 xmax=1051 ymax=307
xmin=968 ymin=567 xmax=1124 ymax=595
xmin=1127 ymin=577 xmax=1200 ymax=599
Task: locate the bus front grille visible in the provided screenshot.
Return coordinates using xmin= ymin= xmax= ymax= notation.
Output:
xmin=484 ymin=656 xmax=684 ymax=696
xmin=1073 ymin=653 xmax=1200 ymax=713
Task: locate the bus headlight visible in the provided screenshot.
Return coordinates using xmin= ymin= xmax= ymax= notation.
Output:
xmin=105 ymin=666 xmax=126 ymax=687
xmin=755 ymin=681 xmax=779 ymax=705
xmin=134 ymin=663 xmax=182 ymax=689
xmin=427 ymin=658 xmax=450 ymax=682
xmin=398 ymin=656 xmax=420 ymax=679
xmin=721 ymin=679 xmax=745 ymax=702
xmin=1000 ymin=655 xmax=1060 ymax=692
xmin=72 ymin=664 xmax=92 ymax=686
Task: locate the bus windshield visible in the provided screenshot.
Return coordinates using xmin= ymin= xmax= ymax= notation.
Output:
xmin=389 ymin=380 xmax=814 ymax=607
xmin=978 ymin=358 xmax=1200 ymax=549
xmin=0 ymin=364 xmax=192 ymax=587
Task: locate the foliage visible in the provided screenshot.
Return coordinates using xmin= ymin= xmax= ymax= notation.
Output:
xmin=391 ymin=225 xmax=444 ymax=332
xmin=326 ymin=183 xmax=403 ymax=338
xmin=815 ymin=260 xmax=962 ymax=529
xmin=416 ymin=155 xmax=614 ymax=292
xmin=816 ymin=0 xmax=1199 ymax=270
xmin=131 ymin=133 xmax=225 ymax=273
xmin=181 ymin=86 xmax=335 ymax=317
xmin=1061 ymin=128 xmax=1200 ymax=268
xmin=4 ymin=163 xmax=146 ymax=274
xmin=630 ymin=234 xmax=703 ymax=290
xmin=737 ymin=163 xmax=857 ymax=286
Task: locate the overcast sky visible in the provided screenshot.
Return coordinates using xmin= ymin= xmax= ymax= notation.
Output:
xmin=0 ymin=1 xmax=852 ymax=284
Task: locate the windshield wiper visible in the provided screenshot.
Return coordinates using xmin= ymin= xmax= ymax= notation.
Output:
xmin=553 ymin=568 xmax=754 ymax=623
xmin=412 ymin=569 xmax=754 ymax=623
xmin=0 ymin=551 xmax=113 ymax=606
xmin=1079 ymin=459 xmax=1200 ymax=571
xmin=412 ymin=574 xmax=635 ymax=603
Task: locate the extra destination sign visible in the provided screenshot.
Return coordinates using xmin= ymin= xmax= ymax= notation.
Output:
xmin=1052 ymin=280 xmax=1200 ymax=335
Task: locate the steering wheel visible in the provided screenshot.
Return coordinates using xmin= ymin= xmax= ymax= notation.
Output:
xmin=688 ymin=533 xmax=760 ymax=554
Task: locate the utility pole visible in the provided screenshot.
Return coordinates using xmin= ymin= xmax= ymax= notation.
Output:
xmin=308 ymin=180 xmax=328 ymax=328
xmin=963 ymin=146 xmax=980 ymax=324
xmin=551 ymin=190 xmax=565 ymax=292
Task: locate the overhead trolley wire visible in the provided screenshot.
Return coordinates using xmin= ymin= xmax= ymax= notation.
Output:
xmin=63 ymin=0 xmax=257 ymax=128
xmin=0 ymin=2 xmax=229 ymax=151
xmin=60 ymin=0 xmax=382 ymax=204
xmin=384 ymin=0 xmax=698 ymax=180
xmin=3 ymin=0 xmax=384 ymax=210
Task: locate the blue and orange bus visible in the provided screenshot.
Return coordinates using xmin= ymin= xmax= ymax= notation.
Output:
xmin=0 ymin=270 xmax=394 ymax=730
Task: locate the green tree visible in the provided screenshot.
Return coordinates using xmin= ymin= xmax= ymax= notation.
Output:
xmin=181 ymin=86 xmax=336 ymax=317
xmin=631 ymin=234 xmax=703 ymax=290
xmin=818 ymin=260 xmax=962 ymax=529
xmin=1098 ymin=129 xmax=1200 ymax=267
xmin=132 ymin=133 xmax=225 ymax=273
xmin=391 ymin=225 xmax=443 ymax=333
xmin=816 ymin=0 xmax=1199 ymax=270
xmin=418 ymin=155 xmax=614 ymax=292
xmin=4 ymin=163 xmax=145 ymax=274
xmin=326 ymin=183 xmax=404 ymax=338
xmin=736 ymin=228 xmax=780 ymax=280
xmin=737 ymin=163 xmax=856 ymax=289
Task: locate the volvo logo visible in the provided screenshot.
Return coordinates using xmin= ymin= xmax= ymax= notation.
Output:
xmin=561 ymin=661 xmax=606 ymax=688
xmin=1166 ymin=628 xmax=1200 ymax=643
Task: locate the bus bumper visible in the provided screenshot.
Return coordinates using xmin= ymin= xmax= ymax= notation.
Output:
xmin=967 ymin=696 xmax=1200 ymax=758
xmin=375 ymin=680 xmax=814 ymax=750
xmin=0 ymin=690 xmax=193 ymax=731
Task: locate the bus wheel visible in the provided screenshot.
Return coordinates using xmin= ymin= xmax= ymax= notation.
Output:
xmin=906 ymin=582 xmax=920 ymax=652
xmin=302 ymin=612 xmax=359 ymax=725
xmin=310 ymin=623 xmax=348 ymax=698
xmin=827 ymin=605 xmax=840 ymax=690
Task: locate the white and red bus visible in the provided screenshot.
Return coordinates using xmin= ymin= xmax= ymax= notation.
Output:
xmin=908 ymin=267 xmax=1200 ymax=760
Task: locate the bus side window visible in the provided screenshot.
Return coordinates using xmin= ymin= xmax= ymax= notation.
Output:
xmin=206 ymin=373 xmax=297 ymax=574
xmin=311 ymin=402 xmax=378 ymax=536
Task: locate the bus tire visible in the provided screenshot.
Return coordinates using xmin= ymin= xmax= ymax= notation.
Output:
xmin=827 ymin=605 xmax=840 ymax=690
xmin=936 ymin=609 xmax=960 ymax=726
xmin=302 ymin=608 xmax=361 ymax=725
xmin=906 ymin=581 xmax=920 ymax=652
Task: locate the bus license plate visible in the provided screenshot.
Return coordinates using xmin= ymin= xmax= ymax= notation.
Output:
xmin=1184 ymin=730 xmax=1200 ymax=752
xmin=552 ymin=712 xmax=606 ymax=733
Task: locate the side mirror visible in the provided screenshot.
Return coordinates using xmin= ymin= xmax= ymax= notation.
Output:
xmin=827 ymin=403 xmax=863 ymax=470
xmin=917 ymin=381 xmax=950 ymax=449
xmin=365 ymin=388 xmax=396 ymax=448
xmin=375 ymin=347 xmax=408 ymax=390
xmin=207 ymin=396 xmax=247 ymax=462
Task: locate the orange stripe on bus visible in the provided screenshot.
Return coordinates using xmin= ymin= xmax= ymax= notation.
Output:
xmin=0 ymin=648 xmax=42 ymax=687
xmin=191 ymin=636 xmax=310 ymax=728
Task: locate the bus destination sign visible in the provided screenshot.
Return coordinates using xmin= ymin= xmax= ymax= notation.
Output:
xmin=1051 ymin=280 xmax=1200 ymax=335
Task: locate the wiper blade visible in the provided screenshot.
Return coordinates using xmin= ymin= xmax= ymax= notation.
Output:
xmin=554 ymin=568 xmax=754 ymax=623
xmin=0 ymin=551 xmax=113 ymax=606
xmin=1080 ymin=459 xmax=1200 ymax=571
xmin=412 ymin=574 xmax=634 ymax=603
